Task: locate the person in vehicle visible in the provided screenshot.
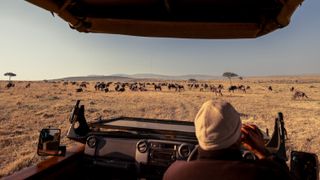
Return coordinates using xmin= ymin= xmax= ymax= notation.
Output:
xmin=164 ymin=100 xmax=292 ymax=180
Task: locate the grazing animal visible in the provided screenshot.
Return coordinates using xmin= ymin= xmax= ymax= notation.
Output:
xmin=290 ymin=87 xmax=295 ymax=92
xmin=6 ymin=82 xmax=15 ymax=88
xmin=154 ymin=84 xmax=162 ymax=91
xmin=238 ymin=85 xmax=246 ymax=93
xmin=130 ymin=84 xmax=138 ymax=91
xmin=210 ymin=86 xmax=223 ymax=96
xmin=228 ymin=85 xmax=237 ymax=93
xmin=168 ymin=83 xmax=184 ymax=92
xmin=189 ymin=83 xmax=200 ymax=89
xmin=293 ymin=91 xmax=308 ymax=99
xmin=168 ymin=83 xmax=177 ymax=91
xmin=25 ymin=83 xmax=31 ymax=88
xmin=76 ymin=88 xmax=83 ymax=92
xmin=115 ymin=84 xmax=125 ymax=92
xmin=176 ymin=84 xmax=184 ymax=92
xmin=268 ymin=86 xmax=273 ymax=91
xmin=80 ymin=83 xmax=87 ymax=88
xmin=81 ymin=81 xmax=89 ymax=85
xmin=95 ymin=82 xmax=108 ymax=91
xmin=139 ymin=86 xmax=147 ymax=91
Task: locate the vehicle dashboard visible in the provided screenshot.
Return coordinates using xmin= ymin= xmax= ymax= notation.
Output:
xmin=67 ymin=102 xmax=198 ymax=179
xmin=83 ymin=136 xmax=196 ymax=179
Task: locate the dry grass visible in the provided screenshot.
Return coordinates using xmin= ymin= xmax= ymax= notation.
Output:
xmin=0 ymin=76 xmax=320 ymax=177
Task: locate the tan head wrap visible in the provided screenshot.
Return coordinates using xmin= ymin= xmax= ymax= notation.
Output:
xmin=195 ymin=100 xmax=242 ymax=151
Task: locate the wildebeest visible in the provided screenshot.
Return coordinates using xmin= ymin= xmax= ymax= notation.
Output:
xmin=228 ymin=85 xmax=246 ymax=93
xmin=290 ymin=87 xmax=295 ymax=92
xmin=80 ymin=84 xmax=87 ymax=88
xmin=6 ymin=82 xmax=15 ymax=88
xmin=228 ymin=85 xmax=237 ymax=93
xmin=139 ymin=86 xmax=147 ymax=91
xmin=129 ymin=83 xmax=139 ymax=91
xmin=154 ymin=84 xmax=162 ymax=91
xmin=25 ymin=83 xmax=31 ymax=88
xmin=187 ymin=83 xmax=194 ymax=90
xmin=175 ymin=84 xmax=184 ymax=92
xmin=238 ymin=85 xmax=246 ymax=93
xmin=210 ymin=86 xmax=223 ymax=96
xmin=188 ymin=83 xmax=200 ymax=90
xmin=80 ymin=82 xmax=87 ymax=88
xmin=168 ymin=83 xmax=184 ymax=92
xmin=268 ymin=86 xmax=273 ymax=91
xmin=168 ymin=83 xmax=176 ymax=91
xmin=95 ymin=82 xmax=108 ymax=91
xmin=76 ymin=88 xmax=83 ymax=92
xmin=292 ymin=91 xmax=308 ymax=99
xmin=201 ymin=83 xmax=209 ymax=90
xmin=115 ymin=84 xmax=125 ymax=92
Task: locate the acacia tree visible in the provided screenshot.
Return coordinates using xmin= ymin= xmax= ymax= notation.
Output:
xmin=4 ymin=72 xmax=16 ymax=81
xmin=188 ymin=78 xmax=197 ymax=83
xmin=222 ymin=72 xmax=238 ymax=85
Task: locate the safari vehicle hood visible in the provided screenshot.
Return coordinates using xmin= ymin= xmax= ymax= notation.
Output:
xmin=26 ymin=0 xmax=303 ymax=39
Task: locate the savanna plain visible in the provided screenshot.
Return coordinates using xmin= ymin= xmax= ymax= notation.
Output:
xmin=0 ymin=76 xmax=319 ymax=177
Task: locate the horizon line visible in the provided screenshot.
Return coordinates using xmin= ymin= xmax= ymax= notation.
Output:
xmin=1 ymin=73 xmax=320 ymax=81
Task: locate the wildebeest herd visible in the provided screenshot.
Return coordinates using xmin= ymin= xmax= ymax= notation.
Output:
xmin=1 ymin=80 xmax=313 ymax=100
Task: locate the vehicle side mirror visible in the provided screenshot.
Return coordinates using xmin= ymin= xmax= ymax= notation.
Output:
xmin=37 ymin=128 xmax=66 ymax=156
xmin=290 ymin=151 xmax=319 ymax=180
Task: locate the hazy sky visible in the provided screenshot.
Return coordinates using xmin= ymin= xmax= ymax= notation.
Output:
xmin=0 ymin=0 xmax=319 ymax=80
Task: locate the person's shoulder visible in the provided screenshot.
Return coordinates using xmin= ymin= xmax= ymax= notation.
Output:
xmin=249 ymin=158 xmax=293 ymax=180
xmin=164 ymin=159 xmax=293 ymax=180
xmin=164 ymin=160 xmax=190 ymax=173
xmin=163 ymin=161 xmax=189 ymax=180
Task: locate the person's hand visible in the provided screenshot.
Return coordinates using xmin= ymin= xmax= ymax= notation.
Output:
xmin=241 ymin=124 xmax=270 ymax=159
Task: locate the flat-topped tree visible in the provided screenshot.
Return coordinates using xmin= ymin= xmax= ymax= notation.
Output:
xmin=222 ymin=72 xmax=238 ymax=85
xmin=188 ymin=79 xmax=197 ymax=83
xmin=4 ymin=72 xmax=16 ymax=81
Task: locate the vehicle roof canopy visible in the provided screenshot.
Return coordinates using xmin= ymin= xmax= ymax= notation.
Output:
xmin=26 ymin=0 xmax=303 ymax=39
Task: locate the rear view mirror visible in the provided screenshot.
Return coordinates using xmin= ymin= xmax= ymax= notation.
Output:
xmin=37 ymin=128 xmax=66 ymax=156
xmin=290 ymin=151 xmax=319 ymax=180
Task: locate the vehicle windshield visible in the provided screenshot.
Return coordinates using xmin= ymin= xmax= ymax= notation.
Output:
xmin=98 ymin=117 xmax=195 ymax=133
xmin=0 ymin=0 xmax=320 ymax=178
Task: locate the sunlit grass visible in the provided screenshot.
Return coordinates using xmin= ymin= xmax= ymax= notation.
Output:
xmin=0 ymin=75 xmax=319 ymax=177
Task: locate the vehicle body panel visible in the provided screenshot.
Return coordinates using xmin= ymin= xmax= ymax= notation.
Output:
xmin=25 ymin=0 xmax=304 ymax=38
